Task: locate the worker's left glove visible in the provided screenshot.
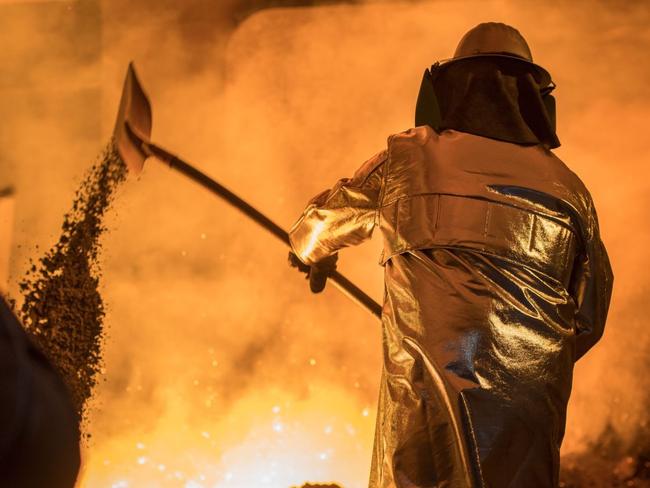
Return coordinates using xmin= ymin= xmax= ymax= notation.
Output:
xmin=288 ymin=252 xmax=338 ymax=294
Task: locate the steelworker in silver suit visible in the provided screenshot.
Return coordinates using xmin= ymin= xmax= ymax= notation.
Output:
xmin=289 ymin=22 xmax=613 ymax=488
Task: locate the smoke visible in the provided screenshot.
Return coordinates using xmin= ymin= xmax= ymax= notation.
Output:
xmin=0 ymin=0 xmax=648 ymax=487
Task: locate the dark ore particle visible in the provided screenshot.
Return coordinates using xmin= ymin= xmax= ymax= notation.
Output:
xmin=18 ymin=140 xmax=126 ymax=422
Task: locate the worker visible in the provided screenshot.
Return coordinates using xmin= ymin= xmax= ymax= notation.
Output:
xmin=289 ymin=22 xmax=613 ymax=487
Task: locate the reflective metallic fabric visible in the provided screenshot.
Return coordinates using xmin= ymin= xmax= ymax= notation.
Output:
xmin=289 ymin=126 xmax=613 ymax=488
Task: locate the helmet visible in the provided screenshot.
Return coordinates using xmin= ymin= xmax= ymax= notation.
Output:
xmin=447 ymin=22 xmax=550 ymax=86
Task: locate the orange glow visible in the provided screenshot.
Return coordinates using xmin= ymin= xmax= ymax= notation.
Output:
xmin=0 ymin=1 xmax=648 ymax=487
xmin=79 ymin=384 xmax=375 ymax=487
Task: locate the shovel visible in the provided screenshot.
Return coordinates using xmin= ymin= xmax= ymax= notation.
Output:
xmin=113 ymin=63 xmax=382 ymax=320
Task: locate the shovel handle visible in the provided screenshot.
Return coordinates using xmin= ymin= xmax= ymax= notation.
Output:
xmin=142 ymin=142 xmax=383 ymax=321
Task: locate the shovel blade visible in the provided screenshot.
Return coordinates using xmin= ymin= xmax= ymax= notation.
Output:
xmin=113 ymin=62 xmax=152 ymax=175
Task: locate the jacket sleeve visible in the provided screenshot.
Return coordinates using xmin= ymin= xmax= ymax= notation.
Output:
xmin=571 ymin=199 xmax=614 ymax=361
xmin=289 ymin=150 xmax=387 ymax=265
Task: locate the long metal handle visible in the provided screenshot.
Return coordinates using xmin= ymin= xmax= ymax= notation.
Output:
xmin=144 ymin=143 xmax=383 ymax=321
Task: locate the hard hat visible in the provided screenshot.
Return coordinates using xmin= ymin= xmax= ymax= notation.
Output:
xmin=443 ymin=22 xmax=551 ymax=85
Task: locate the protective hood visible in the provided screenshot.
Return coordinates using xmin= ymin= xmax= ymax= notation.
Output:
xmin=416 ymin=57 xmax=560 ymax=148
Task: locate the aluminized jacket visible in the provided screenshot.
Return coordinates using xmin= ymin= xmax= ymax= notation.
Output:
xmin=289 ymin=126 xmax=613 ymax=488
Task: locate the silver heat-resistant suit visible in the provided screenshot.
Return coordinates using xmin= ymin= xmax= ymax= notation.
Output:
xmin=290 ymin=126 xmax=612 ymax=487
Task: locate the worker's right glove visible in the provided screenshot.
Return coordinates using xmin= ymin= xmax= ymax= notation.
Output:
xmin=288 ymin=252 xmax=338 ymax=294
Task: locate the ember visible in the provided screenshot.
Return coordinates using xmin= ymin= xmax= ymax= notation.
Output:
xmin=18 ymin=141 xmax=126 ymax=420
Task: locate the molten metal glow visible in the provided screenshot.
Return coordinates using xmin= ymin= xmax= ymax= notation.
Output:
xmin=79 ymin=385 xmax=375 ymax=488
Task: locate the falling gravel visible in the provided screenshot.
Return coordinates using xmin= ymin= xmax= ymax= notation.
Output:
xmin=18 ymin=140 xmax=126 ymax=420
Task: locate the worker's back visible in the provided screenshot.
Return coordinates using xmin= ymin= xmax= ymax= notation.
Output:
xmin=378 ymin=125 xmax=590 ymax=288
